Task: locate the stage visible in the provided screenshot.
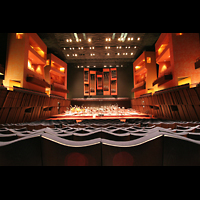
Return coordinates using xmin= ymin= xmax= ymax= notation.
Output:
xmin=46 ymin=106 xmax=154 ymax=122
xmin=70 ymin=97 xmax=132 ymax=108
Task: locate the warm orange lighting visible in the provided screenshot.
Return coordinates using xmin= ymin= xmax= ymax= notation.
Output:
xmin=30 ymin=46 xmax=45 ymax=58
xmin=45 ymin=88 xmax=50 ymax=96
xmin=147 ymin=88 xmax=154 ymax=94
xmin=147 ymin=57 xmax=151 ymax=63
xmin=158 ymin=44 xmax=167 ymax=56
xmin=135 ymin=66 xmax=141 ymax=70
xmin=36 ymin=65 xmax=42 ymax=74
xmin=178 ymin=77 xmax=191 ymax=86
xmin=35 ymin=48 xmax=45 ymax=58
xmin=60 ymin=67 xmax=65 ymax=73
xmin=28 ymin=59 xmax=34 ymax=71
xmin=46 ymin=59 xmax=50 ymax=65
xmin=161 ymin=64 xmax=167 ymax=73
xmin=176 ymin=33 xmax=183 ymax=36
xmin=16 ymin=33 xmax=23 ymax=39
xmin=9 ymin=80 xmax=21 ymax=89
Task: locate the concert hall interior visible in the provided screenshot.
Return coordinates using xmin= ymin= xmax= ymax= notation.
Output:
xmin=1 ymin=32 xmax=200 ymax=166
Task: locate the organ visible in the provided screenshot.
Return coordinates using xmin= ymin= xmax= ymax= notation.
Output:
xmin=83 ymin=68 xmax=118 ymax=96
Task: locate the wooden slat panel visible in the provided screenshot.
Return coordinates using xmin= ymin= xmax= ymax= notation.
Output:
xmin=0 ymin=89 xmax=8 ymax=107
xmin=188 ymin=88 xmax=200 ymax=105
xmin=178 ymin=90 xmax=188 ymax=105
xmin=177 ymin=105 xmax=187 ymax=121
xmin=0 ymin=107 xmax=10 ymax=124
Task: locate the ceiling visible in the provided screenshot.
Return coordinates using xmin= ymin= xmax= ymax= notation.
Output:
xmin=37 ymin=33 xmax=161 ymax=68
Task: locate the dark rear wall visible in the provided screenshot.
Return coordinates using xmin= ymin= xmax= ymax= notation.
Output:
xmin=67 ymin=63 xmax=133 ymax=99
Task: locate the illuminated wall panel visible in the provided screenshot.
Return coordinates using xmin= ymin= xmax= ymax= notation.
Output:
xmin=154 ymin=33 xmax=200 ymax=91
xmin=133 ymin=51 xmax=157 ymax=98
xmin=4 ymin=33 xmax=48 ymax=93
xmin=44 ymin=53 xmax=68 ymax=99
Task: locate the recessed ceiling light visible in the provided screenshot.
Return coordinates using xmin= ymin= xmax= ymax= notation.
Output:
xmin=67 ymin=54 xmax=69 ymax=56
xmin=137 ymin=37 xmax=140 ymax=40
xmin=88 ymin=38 xmax=91 ymax=42
xmin=104 ymin=65 xmax=107 ymax=67
xmin=63 ymin=48 xmax=66 ymax=50
xmin=134 ymin=46 xmax=137 ymax=48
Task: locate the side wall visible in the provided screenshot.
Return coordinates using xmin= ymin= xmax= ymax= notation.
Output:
xmin=131 ymin=84 xmax=200 ymax=121
xmin=0 ymin=87 xmax=71 ymax=124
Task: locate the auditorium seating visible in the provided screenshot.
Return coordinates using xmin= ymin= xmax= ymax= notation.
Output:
xmin=1 ymin=118 xmax=200 ymax=165
xmin=41 ymin=133 xmax=101 ymax=166
xmin=0 ymin=133 xmax=42 ymax=166
xmin=101 ymin=131 xmax=163 ymax=166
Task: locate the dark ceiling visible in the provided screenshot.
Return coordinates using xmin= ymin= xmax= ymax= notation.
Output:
xmin=37 ymin=33 xmax=161 ymax=68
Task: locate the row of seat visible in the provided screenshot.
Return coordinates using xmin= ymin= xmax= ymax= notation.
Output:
xmin=1 ymin=128 xmax=200 ymax=166
xmin=2 ymin=118 xmax=200 ymax=130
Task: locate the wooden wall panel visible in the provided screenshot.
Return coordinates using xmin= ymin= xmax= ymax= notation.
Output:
xmin=0 ymin=107 xmax=10 ymax=124
xmin=188 ymin=88 xmax=200 ymax=105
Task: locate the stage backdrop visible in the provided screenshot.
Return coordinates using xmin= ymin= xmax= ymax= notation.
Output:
xmin=67 ymin=63 xmax=133 ymax=99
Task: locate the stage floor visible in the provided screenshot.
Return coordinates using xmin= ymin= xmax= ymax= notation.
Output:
xmin=46 ymin=112 xmax=154 ymax=122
